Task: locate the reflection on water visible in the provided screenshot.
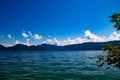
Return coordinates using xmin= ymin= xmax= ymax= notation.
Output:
xmin=0 ymin=51 xmax=120 ymax=80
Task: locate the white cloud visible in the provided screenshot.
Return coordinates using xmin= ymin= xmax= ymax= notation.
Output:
xmin=58 ymin=38 xmax=87 ymax=46
xmin=15 ymin=40 xmax=20 ymax=45
xmin=24 ymin=39 xmax=30 ymax=46
xmin=2 ymin=30 xmax=120 ymax=47
xmin=22 ymin=32 xmax=28 ymax=38
xmin=44 ymin=39 xmax=54 ymax=44
xmin=53 ymin=38 xmax=59 ymax=45
xmin=1 ymin=40 xmax=20 ymax=47
xmin=22 ymin=31 xmax=42 ymax=40
xmin=33 ymin=34 xmax=42 ymax=40
xmin=43 ymin=38 xmax=63 ymax=46
xmin=84 ymin=30 xmax=105 ymax=42
xmin=28 ymin=31 xmax=32 ymax=36
xmin=43 ymin=37 xmax=87 ymax=46
xmin=108 ymin=31 xmax=120 ymax=41
xmin=43 ymin=38 xmax=60 ymax=45
xmin=43 ymin=30 xmax=120 ymax=46
xmin=2 ymin=43 xmax=13 ymax=47
xmin=14 ymin=39 xmax=31 ymax=46
xmin=8 ymin=34 xmax=12 ymax=39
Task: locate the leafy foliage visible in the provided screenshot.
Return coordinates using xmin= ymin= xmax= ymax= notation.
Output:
xmin=110 ymin=13 xmax=120 ymax=30
xmin=97 ymin=13 xmax=120 ymax=69
xmin=97 ymin=44 xmax=120 ymax=69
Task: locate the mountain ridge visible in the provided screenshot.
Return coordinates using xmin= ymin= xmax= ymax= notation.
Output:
xmin=0 ymin=40 xmax=120 ymax=51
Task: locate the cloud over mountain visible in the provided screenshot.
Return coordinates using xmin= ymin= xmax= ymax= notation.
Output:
xmin=1 ymin=30 xmax=120 ymax=47
xmin=43 ymin=30 xmax=120 ymax=46
xmin=25 ymin=39 xmax=30 ymax=46
xmin=108 ymin=31 xmax=120 ymax=41
xmin=85 ymin=30 xmax=105 ymax=42
xmin=15 ymin=40 xmax=20 ymax=45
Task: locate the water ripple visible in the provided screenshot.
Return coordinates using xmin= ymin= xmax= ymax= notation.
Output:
xmin=0 ymin=51 xmax=120 ymax=80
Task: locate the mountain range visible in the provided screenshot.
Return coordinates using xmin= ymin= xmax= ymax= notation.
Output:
xmin=0 ymin=40 xmax=120 ymax=51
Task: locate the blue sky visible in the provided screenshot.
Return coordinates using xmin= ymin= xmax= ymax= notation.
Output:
xmin=0 ymin=0 xmax=120 ymax=46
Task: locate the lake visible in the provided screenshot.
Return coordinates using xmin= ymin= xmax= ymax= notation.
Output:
xmin=0 ymin=51 xmax=120 ymax=80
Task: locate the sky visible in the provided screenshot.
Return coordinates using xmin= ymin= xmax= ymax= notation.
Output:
xmin=0 ymin=0 xmax=120 ymax=46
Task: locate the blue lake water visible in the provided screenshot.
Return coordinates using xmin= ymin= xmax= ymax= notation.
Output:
xmin=0 ymin=51 xmax=120 ymax=80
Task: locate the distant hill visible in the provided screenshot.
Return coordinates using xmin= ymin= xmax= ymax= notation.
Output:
xmin=0 ymin=40 xmax=120 ymax=51
xmin=0 ymin=45 xmax=5 ymax=50
xmin=62 ymin=41 xmax=120 ymax=50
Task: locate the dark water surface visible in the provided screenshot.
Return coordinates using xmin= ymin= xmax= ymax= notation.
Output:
xmin=0 ymin=51 xmax=120 ymax=80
